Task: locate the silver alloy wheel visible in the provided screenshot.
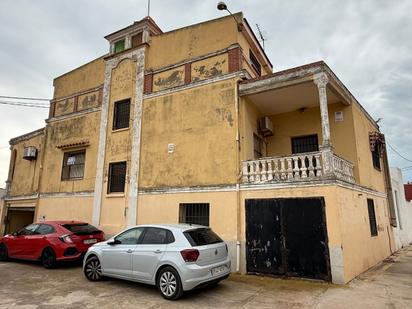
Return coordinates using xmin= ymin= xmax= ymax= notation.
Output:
xmin=159 ymin=271 xmax=177 ymax=297
xmin=85 ymin=259 xmax=102 ymax=281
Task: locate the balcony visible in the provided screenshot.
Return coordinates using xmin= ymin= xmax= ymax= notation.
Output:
xmin=242 ymin=150 xmax=355 ymax=185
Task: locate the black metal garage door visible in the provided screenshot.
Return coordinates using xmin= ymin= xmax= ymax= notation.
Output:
xmin=246 ymin=198 xmax=330 ymax=280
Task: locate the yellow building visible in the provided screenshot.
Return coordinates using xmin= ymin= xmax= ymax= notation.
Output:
xmin=2 ymin=13 xmax=397 ymax=284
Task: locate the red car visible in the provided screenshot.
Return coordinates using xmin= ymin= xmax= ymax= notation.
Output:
xmin=0 ymin=221 xmax=105 ymax=268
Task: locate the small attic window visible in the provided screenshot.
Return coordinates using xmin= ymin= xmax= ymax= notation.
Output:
xmin=132 ymin=33 xmax=143 ymax=47
xmin=114 ymin=39 xmax=125 ymax=53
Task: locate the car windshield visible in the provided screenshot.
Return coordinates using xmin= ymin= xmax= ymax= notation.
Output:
xmin=183 ymin=228 xmax=223 ymax=246
xmin=62 ymin=223 xmax=101 ymax=235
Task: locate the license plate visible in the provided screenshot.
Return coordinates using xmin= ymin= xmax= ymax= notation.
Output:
xmin=84 ymin=239 xmax=97 ymax=244
xmin=211 ymin=265 xmax=227 ymax=276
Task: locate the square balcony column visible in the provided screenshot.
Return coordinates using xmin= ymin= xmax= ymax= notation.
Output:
xmin=314 ymin=73 xmax=334 ymax=176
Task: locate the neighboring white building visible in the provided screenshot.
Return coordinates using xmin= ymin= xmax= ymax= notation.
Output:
xmin=0 ymin=188 xmax=5 ymax=236
xmin=390 ymin=167 xmax=412 ymax=250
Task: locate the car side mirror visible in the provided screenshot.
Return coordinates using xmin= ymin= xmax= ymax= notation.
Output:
xmin=108 ymin=239 xmax=121 ymax=246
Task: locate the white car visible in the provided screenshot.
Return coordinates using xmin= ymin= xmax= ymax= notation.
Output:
xmin=83 ymin=224 xmax=231 ymax=300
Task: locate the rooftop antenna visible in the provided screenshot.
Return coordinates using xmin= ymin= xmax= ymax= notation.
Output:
xmin=147 ymin=0 xmax=151 ymax=16
xmin=256 ymin=23 xmax=266 ymax=50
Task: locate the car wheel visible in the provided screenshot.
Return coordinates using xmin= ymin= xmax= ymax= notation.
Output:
xmin=157 ymin=267 xmax=183 ymax=300
xmin=0 ymin=243 xmax=8 ymax=261
xmin=41 ymin=247 xmax=56 ymax=269
xmin=84 ymin=256 xmax=103 ymax=281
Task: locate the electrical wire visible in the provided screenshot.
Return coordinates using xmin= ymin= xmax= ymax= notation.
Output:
xmin=0 ymin=100 xmax=49 ymax=108
xmin=0 ymin=95 xmax=50 ymax=101
xmin=387 ymin=142 xmax=412 ymax=163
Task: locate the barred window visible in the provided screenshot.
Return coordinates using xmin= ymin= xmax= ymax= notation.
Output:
xmin=179 ymin=203 xmax=210 ymax=227
xmin=108 ymin=162 xmax=126 ymax=193
xmin=113 ymin=99 xmax=130 ymax=130
xmin=61 ymin=151 xmax=85 ymax=180
xmin=372 ymin=141 xmax=381 ymax=170
xmin=367 ymin=199 xmax=378 ymax=237
xmin=249 ymin=49 xmax=261 ymax=76
xmin=291 ymin=134 xmax=319 ymax=154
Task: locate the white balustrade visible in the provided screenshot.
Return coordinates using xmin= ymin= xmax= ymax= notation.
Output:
xmin=242 ymin=151 xmax=355 ymax=184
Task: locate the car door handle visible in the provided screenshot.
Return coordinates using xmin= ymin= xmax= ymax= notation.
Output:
xmin=154 ymin=250 xmax=162 ymax=254
xmin=126 ymin=249 xmax=133 ymax=253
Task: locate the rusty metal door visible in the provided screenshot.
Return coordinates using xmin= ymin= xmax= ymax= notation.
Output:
xmin=245 ymin=199 xmax=284 ymax=275
xmin=245 ymin=198 xmax=330 ymax=280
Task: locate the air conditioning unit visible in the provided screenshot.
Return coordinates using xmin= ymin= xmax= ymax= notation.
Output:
xmin=258 ymin=116 xmax=274 ymax=137
xmin=23 ymin=146 xmax=37 ymax=161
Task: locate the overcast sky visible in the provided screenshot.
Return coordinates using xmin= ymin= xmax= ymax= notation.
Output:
xmin=0 ymin=0 xmax=411 ymax=188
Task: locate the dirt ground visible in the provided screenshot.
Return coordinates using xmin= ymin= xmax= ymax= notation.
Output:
xmin=0 ymin=246 xmax=411 ymax=309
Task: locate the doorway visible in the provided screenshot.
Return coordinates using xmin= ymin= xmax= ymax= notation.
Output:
xmin=245 ymin=198 xmax=330 ymax=280
xmin=4 ymin=207 xmax=35 ymax=235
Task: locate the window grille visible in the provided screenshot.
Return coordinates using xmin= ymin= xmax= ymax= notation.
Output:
xmin=249 ymin=49 xmax=261 ymax=76
xmin=179 ymin=203 xmax=210 ymax=226
xmin=291 ymin=135 xmax=319 ymax=154
xmin=108 ymin=162 xmax=127 ymax=193
xmin=113 ymin=99 xmax=130 ymax=130
xmin=367 ymin=199 xmax=378 ymax=236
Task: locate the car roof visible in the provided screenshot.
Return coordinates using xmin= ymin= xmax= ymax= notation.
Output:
xmin=35 ymin=221 xmax=87 ymax=225
xmin=135 ymin=223 xmax=208 ymax=232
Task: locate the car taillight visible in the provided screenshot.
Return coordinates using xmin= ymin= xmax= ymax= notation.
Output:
xmin=180 ymin=249 xmax=199 ymax=262
xmin=59 ymin=234 xmax=73 ymax=243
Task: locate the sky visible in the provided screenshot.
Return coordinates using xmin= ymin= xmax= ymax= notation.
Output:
xmin=0 ymin=0 xmax=411 ymax=187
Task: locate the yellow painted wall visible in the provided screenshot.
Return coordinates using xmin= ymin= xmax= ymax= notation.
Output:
xmin=53 ymin=57 xmax=105 ymax=99
xmin=137 ymin=191 xmax=238 ymax=241
xmin=36 ymin=196 xmax=93 ymax=223
xmin=146 ymin=15 xmax=239 ymax=71
xmin=9 ymin=133 xmax=44 ymax=196
xmin=140 ymin=78 xmax=238 ymax=188
xmin=335 ymin=186 xmax=392 ymax=282
xmin=351 ymin=103 xmax=386 ymax=192
xmin=41 ymin=112 xmax=101 ymax=193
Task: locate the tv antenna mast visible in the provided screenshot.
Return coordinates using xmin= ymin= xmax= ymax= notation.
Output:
xmin=147 ymin=0 xmax=151 ymax=16
xmin=255 ymin=23 xmax=266 ymax=50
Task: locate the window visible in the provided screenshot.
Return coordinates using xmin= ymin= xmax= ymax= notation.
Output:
xmin=253 ymin=133 xmax=264 ymax=159
xmin=62 ymin=223 xmax=101 ymax=235
xmin=108 ymin=162 xmax=127 ymax=193
xmin=249 ymin=49 xmax=261 ymax=76
xmin=291 ymin=134 xmax=319 ymax=154
xmin=141 ymin=227 xmax=175 ymax=245
xmin=114 ymin=39 xmax=125 ymax=53
xmin=61 ymin=150 xmax=86 ymax=180
xmin=17 ymin=224 xmax=40 ymax=236
xmin=372 ymin=142 xmax=381 ymax=170
xmin=367 ymin=199 xmax=378 ymax=236
xmin=179 ymin=203 xmax=210 ymax=226
xmin=183 ymin=228 xmax=223 ymax=247
xmin=132 ymin=33 xmax=143 ymax=47
xmin=37 ymin=224 xmax=56 ymax=235
xmin=115 ymin=228 xmax=144 ymax=245
xmin=113 ymin=99 xmax=130 ymax=130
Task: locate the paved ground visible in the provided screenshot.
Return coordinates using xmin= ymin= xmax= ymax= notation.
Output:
xmin=0 ymin=247 xmax=411 ymax=309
